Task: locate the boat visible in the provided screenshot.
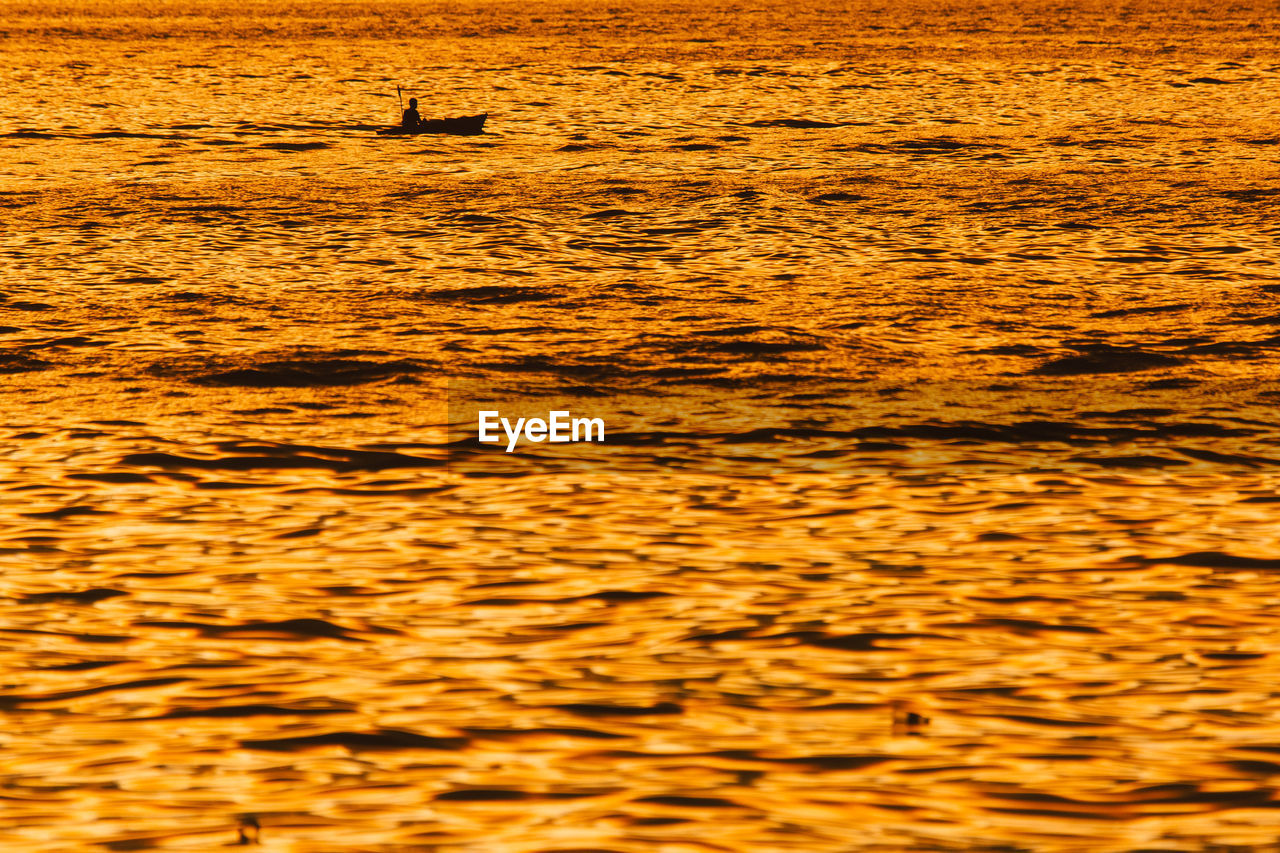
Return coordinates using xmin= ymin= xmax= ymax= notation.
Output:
xmin=376 ymin=114 xmax=487 ymax=136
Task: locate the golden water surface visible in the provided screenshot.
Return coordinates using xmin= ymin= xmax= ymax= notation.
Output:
xmin=3 ymin=0 xmax=1280 ymax=850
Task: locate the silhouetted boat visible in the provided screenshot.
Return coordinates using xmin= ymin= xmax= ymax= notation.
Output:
xmin=376 ymin=114 xmax=487 ymax=136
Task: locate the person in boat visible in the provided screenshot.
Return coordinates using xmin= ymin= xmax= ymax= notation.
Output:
xmin=401 ymin=97 xmax=421 ymax=131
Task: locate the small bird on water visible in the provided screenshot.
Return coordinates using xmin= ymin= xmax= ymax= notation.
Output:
xmin=236 ymin=815 xmax=260 ymax=846
xmin=891 ymin=700 xmax=931 ymax=735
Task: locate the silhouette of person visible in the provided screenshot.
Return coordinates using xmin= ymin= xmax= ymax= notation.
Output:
xmin=401 ymin=97 xmax=421 ymax=130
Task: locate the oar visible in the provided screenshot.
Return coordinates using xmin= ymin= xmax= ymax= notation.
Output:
xmin=396 ymin=85 xmax=403 ymax=119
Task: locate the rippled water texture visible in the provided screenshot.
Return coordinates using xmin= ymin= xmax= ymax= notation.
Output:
xmin=3 ymin=1 xmax=1280 ymax=850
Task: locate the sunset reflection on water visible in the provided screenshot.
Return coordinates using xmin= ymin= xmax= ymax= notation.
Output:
xmin=3 ymin=0 xmax=1280 ymax=849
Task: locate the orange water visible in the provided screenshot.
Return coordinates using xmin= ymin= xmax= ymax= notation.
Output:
xmin=3 ymin=1 xmax=1280 ymax=850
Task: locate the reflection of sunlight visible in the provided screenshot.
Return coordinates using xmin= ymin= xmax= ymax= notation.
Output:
xmin=4 ymin=0 xmax=1280 ymax=848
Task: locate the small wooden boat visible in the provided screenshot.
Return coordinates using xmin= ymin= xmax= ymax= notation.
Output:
xmin=377 ymin=114 xmax=487 ymax=136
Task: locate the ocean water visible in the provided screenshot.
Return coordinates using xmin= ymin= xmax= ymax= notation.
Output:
xmin=3 ymin=1 xmax=1280 ymax=850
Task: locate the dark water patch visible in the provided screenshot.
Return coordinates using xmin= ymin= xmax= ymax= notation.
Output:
xmin=1048 ymin=136 xmax=1135 ymax=149
xmin=196 ymin=359 xmax=420 ymax=387
xmin=1142 ymin=377 xmax=1199 ymax=389
xmin=1233 ymin=312 xmax=1280 ymax=325
xmin=121 ymin=442 xmax=442 ymax=473
xmin=436 ymin=789 xmax=603 ymax=802
xmin=1096 ymin=255 xmax=1172 ymax=264
xmin=555 ymin=702 xmax=683 ymax=717
xmin=708 ymin=340 xmax=826 ymax=355
xmin=1222 ymin=188 xmax=1280 ymax=201
xmin=16 ymin=588 xmax=126 ymax=604
xmin=1077 ymin=408 xmax=1179 ymax=419
xmin=634 ymin=796 xmax=743 ymax=808
xmin=987 ymin=785 xmax=1274 ymax=812
xmin=135 ymin=617 xmax=387 ymax=641
xmin=463 ymin=727 xmax=627 ymax=741
xmin=745 ymin=119 xmax=844 ymax=129
xmin=118 ymin=452 xmax=341 ymax=472
xmin=1030 ymin=347 xmax=1184 ymax=375
xmin=13 ymin=334 xmax=100 ymax=349
xmin=809 ymin=192 xmax=865 ymax=203
xmin=715 ymin=752 xmax=891 ymax=771
xmin=942 ymin=618 xmax=1103 ymax=634
xmin=973 ymin=343 xmax=1050 ymax=356
xmin=454 ymin=325 xmax=562 ymax=336
xmin=194 ymin=480 xmax=277 ymax=490
xmin=416 ymin=285 xmax=563 ymax=304
xmin=1176 ymin=336 xmax=1280 ymax=356
xmin=157 ymin=289 xmax=239 ymax=304
xmin=1090 ymin=303 xmax=1190 ymax=318
xmin=642 ymin=328 xmax=827 ymax=358
xmin=581 ymin=208 xmax=639 ymax=220
xmin=3 ymin=130 xmax=60 ymax=139
xmin=1072 ymin=454 xmax=1191 ymax=468
xmin=113 ymin=275 xmax=169 ymax=285
xmin=594 ymin=237 xmax=684 ymax=256
xmin=150 ymin=356 xmax=423 ymax=387
xmin=0 ymin=677 xmax=187 ymax=709
xmin=690 ymin=325 xmax=770 ymax=336
xmin=241 ymin=730 xmax=467 ymax=752
xmin=147 ymin=704 xmax=350 ymax=719
xmin=755 ymin=420 xmax=1246 ymax=446
xmin=1141 ymin=552 xmax=1280 ymax=570
xmin=283 ymin=485 xmax=454 ymax=497
xmin=0 ymin=627 xmax=130 ymax=644
xmin=1193 ymin=244 xmax=1250 ymax=254
xmin=85 ymin=131 xmax=178 ymax=139
xmin=982 ymin=719 xmax=1112 ymax=737
xmin=435 ymin=789 xmax=531 ymax=801
xmin=257 ymin=141 xmax=330 ymax=152
xmin=469 ymin=590 xmax=671 ymax=606
xmin=35 ymin=660 xmax=122 ymax=672
xmin=896 ymin=137 xmax=987 ymax=151
xmin=1228 ymin=314 xmax=1280 ymax=327
xmin=441 ymin=212 xmax=507 ymax=225
xmin=20 ymin=505 xmax=106 ymax=519
xmin=0 ymin=351 xmax=52 ymax=373
xmin=1178 ymin=448 xmax=1280 ymax=467
xmin=856 ymin=136 xmax=992 ymax=156
xmin=805 ymin=631 xmax=945 ymax=651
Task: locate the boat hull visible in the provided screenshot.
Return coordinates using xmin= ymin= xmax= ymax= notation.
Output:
xmin=376 ymin=114 xmax=487 ymax=136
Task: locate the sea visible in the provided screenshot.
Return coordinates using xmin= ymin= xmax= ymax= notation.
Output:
xmin=2 ymin=0 xmax=1280 ymax=850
